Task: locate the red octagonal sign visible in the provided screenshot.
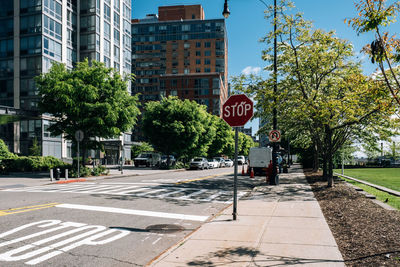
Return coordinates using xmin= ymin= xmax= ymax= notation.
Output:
xmin=222 ymin=94 xmax=253 ymax=127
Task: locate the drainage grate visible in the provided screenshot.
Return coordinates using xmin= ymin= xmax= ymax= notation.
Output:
xmin=145 ymin=224 xmax=185 ymax=234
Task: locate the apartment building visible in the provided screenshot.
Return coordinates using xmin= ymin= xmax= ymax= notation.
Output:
xmin=0 ymin=0 xmax=132 ymax=162
xmin=131 ymin=5 xmax=228 ymax=138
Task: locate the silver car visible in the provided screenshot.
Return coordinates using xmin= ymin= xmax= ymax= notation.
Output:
xmin=190 ymin=157 xmax=209 ymax=170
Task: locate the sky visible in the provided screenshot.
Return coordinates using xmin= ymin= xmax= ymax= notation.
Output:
xmin=131 ymin=0 xmax=400 ymax=152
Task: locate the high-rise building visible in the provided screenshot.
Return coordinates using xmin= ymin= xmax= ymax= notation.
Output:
xmin=0 ymin=0 xmax=132 ymax=162
xmin=131 ymin=5 xmax=228 ymax=140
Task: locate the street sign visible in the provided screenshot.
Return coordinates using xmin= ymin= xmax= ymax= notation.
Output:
xmin=222 ymin=94 xmax=253 ymax=127
xmin=75 ymin=130 xmax=84 ymax=142
xmin=268 ymin=130 xmax=281 ymax=142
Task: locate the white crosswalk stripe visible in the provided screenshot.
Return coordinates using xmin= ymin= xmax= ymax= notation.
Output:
xmin=3 ymin=183 xmax=249 ymax=203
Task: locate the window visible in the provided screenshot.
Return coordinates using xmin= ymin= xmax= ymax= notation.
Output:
xmin=212 ymin=78 xmax=220 ymax=89
xmin=123 ymin=34 xmax=131 ymax=50
xmin=20 ymin=78 xmax=37 ymax=96
xmin=43 ymin=15 xmax=62 ymax=40
xmin=205 ymin=42 xmax=211 ymax=48
xmin=182 ymin=24 xmax=190 ymax=31
xmin=43 ymin=37 xmax=62 ymax=60
xmin=184 ymin=43 xmax=190 ymax=49
xmin=114 ymin=12 xmax=120 ymax=27
xmin=114 ymin=61 xmax=120 ymax=71
xmin=104 ymin=56 xmax=110 ymax=67
xmin=104 ymin=21 xmax=111 ymax=39
xmin=20 ymin=36 xmax=41 ymax=55
xmin=204 ymin=68 xmax=211 ymax=73
xmin=205 ymin=50 xmax=211 ymax=56
xmin=44 ymin=0 xmax=62 ymax=21
xmin=20 ymin=0 xmax=42 ymax=13
xmin=114 ymin=28 xmax=120 ymax=44
xmin=123 ymin=20 xmax=131 ymax=35
xmin=196 ymin=51 xmax=201 ymax=56
xmin=103 ymin=39 xmax=110 ymax=57
xmin=114 ymin=45 xmax=120 ymax=59
xmin=184 ymin=68 xmax=190 ymax=74
xmin=80 ymin=15 xmax=96 ymax=32
xmin=196 ymin=42 xmax=201 ymax=48
xmin=114 ymin=0 xmax=120 ymax=12
xmin=196 ymin=68 xmax=201 ymax=73
xmin=0 ymin=59 xmax=13 ymax=78
xmin=80 ymin=0 xmax=96 ymax=14
xmin=80 ymin=33 xmax=95 ymax=50
xmin=196 ymin=59 xmax=201 ymax=65
xmin=66 ymin=48 xmax=77 ymax=66
xmin=20 ymin=56 xmax=41 ymax=76
xmin=20 ymin=15 xmax=41 ymax=34
xmin=204 ymin=59 xmax=211 ymax=65
xmin=123 ymin=4 xmax=130 ymax=19
xmin=43 ymin=56 xmax=55 ymax=72
xmin=104 ymin=3 xmax=111 ymax=21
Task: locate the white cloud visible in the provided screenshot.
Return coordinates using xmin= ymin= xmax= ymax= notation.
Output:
xmin=241 ymin=66 xmax=261 ymax=75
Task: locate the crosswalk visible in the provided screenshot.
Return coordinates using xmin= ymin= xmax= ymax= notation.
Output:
xmin=3 ymin=183 xmax=248 ymax=203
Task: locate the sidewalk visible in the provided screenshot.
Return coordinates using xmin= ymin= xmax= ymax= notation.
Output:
xmin=148 ymin=164 xmax=345 ymax=267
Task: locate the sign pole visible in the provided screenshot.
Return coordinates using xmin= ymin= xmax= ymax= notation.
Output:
xmin=77 ymin=140 xmax=80 ymax=178
xmin=233 ymin=127 xmax=238 ymax=220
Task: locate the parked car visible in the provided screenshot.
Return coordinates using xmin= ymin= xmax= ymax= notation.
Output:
xmin=190 ymin=157 xmax=209 ymax=170
xmin=134 ymin=152 xmax=161 ymax=167
xmin=237 ymin=155 xmax=246 ymax=165
xmin=161 ymin=155 xmax=176 ymax=167
xmin=224 ymin=159 xmax=234 ymax=167
xmin=213 ymin=157 xmax=226 ymax=167
xmin=207 ymin=158 xmax=220 ymax=169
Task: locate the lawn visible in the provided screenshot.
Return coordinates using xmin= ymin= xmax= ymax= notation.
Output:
xmin=333 ymin=168 xmax=400 ymax=192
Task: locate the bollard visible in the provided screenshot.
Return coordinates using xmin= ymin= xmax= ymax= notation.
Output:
xmin=50 ymin=169 xmax=53 ymax=181
xmin=55 ymin=168 xmax=61 ymax=180
xmin=250 ymin=168 xmax=254 ymax=178
xmin=65 ymin=169 xmax=68 ymax=180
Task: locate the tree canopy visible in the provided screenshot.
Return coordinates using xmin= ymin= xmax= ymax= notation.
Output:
xmin=142 ymin=96 xmax=215 ymax=161
xmin=35 ymin=60 xmax=140 ymax=153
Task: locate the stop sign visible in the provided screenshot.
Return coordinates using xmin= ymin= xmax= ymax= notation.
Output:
xmin=222 ymin=94 xmax=253 ymax=127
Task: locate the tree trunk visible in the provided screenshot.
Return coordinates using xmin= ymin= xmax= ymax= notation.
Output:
xmin=312 ymin=143 xmax=319 ymax=172
xmin=325 ymin=126 xmax=333 ymax=187
xmin=322 ymin=155 xmax=327 ymax=180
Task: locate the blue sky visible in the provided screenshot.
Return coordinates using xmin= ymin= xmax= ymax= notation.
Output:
xmin=132 ymin=0 xmax=398 ymax=140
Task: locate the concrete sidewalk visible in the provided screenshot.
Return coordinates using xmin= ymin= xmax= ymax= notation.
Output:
xmin=149 ymin=164 xmax=345 ymax=267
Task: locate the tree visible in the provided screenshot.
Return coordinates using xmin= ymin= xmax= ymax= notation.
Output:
xmin=29 ymin=138 xmax=41 ymax=156
xmin=347 ymin=0 xmax=400 ymax=106
xmin=233 ymin=0 xmax=396 ymax=186
xmin=131 ymin=142 xmax=153 ymax=158
xmin=238 ymin=132 xmax=255 ymax=156
xmin=35 ymin=60 xmax=140 ymax=160
xmin=142 ymin=96 xmax=215 ymax=163
xmin=207 ymin=116 xmax=235 ymax=157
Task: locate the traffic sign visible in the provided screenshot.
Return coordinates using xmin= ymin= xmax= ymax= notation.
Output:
xmin=222 ymin=94 xmax=253 ymax=127
xmin=268 ymin=130 xmax=281 ymax=142
xmin=75 ymin=130 xmax=84 ymax=142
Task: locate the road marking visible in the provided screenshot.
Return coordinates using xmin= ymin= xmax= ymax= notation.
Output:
xmin=0 ymin=220 xmax=130 ymax=265
xmin=175 ymin=172 xmax=232 ymax=184
xmin=152 ymin=237 xmax=162 ymax=245
xmin=56 ymin=203 xmax=209 ymax=222
xmin=0 ymin=203 xmax=58 ymax=216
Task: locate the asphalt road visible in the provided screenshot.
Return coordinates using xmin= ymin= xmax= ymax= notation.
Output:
xmin=0 ymin=166 xmax=261 ymax=266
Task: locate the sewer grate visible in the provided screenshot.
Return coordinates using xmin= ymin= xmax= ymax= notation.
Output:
xmin=145 ymin=224 xmax=185 ymax=234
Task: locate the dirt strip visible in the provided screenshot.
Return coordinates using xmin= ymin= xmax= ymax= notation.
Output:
xmin=305 ymin=171 xmax=400 ymax=267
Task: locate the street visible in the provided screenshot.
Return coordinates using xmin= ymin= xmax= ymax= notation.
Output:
xmin=0 ymin=166 xmax=259 ymax=266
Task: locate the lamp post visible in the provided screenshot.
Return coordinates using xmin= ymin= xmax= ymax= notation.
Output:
xmin=223 ymin=0 xmax=278 ymax=185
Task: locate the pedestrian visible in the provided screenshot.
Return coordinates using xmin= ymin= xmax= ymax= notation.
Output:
xmin=277 ymin=154 xmax=282 ymax=173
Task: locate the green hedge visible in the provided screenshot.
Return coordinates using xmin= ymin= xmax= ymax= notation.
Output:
xmin=2 ymin=156 xmax=71 ymax=172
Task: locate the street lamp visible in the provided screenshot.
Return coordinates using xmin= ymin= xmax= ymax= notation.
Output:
xmin=223 ymin=0 xmax=279 ymax=185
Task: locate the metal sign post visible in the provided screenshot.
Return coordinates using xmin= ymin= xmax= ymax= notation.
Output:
xmin=233 ymin=127 xmax=238 ymax=220
xmin=222 ymin=94 xmax=253 ymax=221
xmin=75 ymin=130 xmax=84 ymax=178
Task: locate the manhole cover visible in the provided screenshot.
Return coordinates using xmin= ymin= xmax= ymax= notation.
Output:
xmin=145 ymin=224 xmax=185 ymax=233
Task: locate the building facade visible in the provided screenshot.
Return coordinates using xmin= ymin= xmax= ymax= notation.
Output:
xmin=0 ymin=0 xmax=132 ymax=162
xmin=131 ymin=5 xmax=228 ymax=140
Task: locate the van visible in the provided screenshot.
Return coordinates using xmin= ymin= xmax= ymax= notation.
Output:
xmin=248 ymin=147 xmax=272 ymax=175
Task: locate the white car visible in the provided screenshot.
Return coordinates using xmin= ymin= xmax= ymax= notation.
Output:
xmin=224 ymin=159 xmax=234 ymax=167
xmin=207 ymin=159 xmax=220 ymax=169
xmin=237 ymin=155 xmax=246 ymax=165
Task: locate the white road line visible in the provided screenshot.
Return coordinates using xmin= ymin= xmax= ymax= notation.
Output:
xmin=114 ymin=187 xmax=149 ymax=195
xmin=135 ymin=188 xmax=167 ymax=197
xmin=56 ymin=203 xmax=209 ymax=222
xmin=203 ymin=192 xmax=222 ymax=201
xmin=101 ymin=183 xmax=161 ymax=185
xmin=95 ymin=185 xmax=139 ymax=194
xmin=152 ymin=237 xmax=162 ymax=245
xmin=157 ymin=188 xmax=186 ymax=198
xmin=177 ymin=189 xmax=207 ymax=200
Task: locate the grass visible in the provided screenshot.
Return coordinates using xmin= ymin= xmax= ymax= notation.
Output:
xmin=333 ymin=168 xmax=400 ymax=192
xmin=339 ymin=176 xmax=400 ymax=210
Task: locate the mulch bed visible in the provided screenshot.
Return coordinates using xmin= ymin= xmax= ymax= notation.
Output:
xmin=305 ymin=170 xmax=400 ymax=266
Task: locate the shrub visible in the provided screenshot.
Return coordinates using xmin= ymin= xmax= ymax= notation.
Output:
xmin=92 ymin=165 xmax=108 ymax=176
xmin=2 ymin=156 xmax=70 ymax=172
xmin=0 ymin=139 xmax=16 ymax=160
